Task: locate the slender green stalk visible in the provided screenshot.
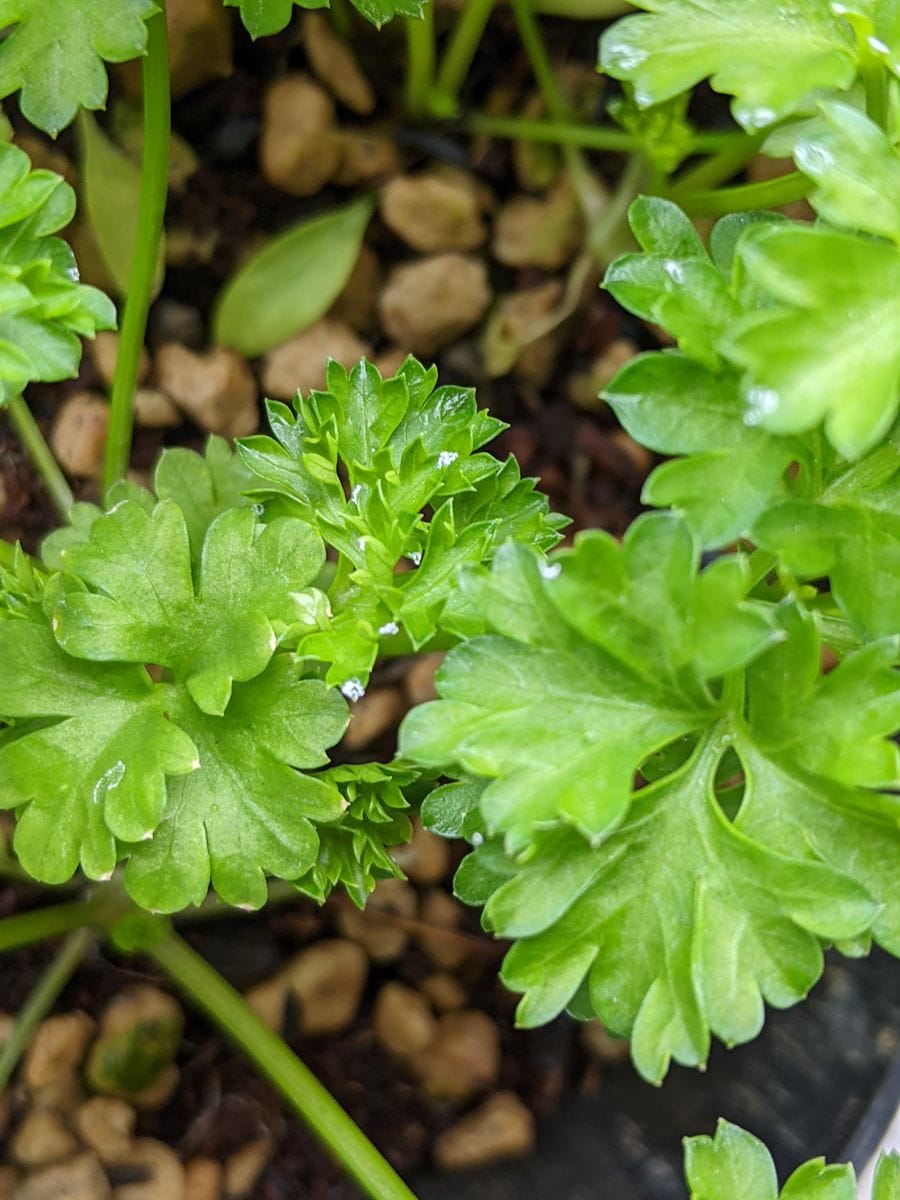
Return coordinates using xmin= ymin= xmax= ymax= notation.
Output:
xmin=148 ymin=931 xmax=419 ymax=1200
xmin=103 ymin=0 xmax=170 ymax=492
xmin=509 ymin=0 xmax=568 ymax=124
xmin=682 ymin=170 xmax=811 ymax=217
xmin=6 ymin=393 xmax=73 ymax=522
xmin=667 ymin=133 xmax=765 ymax=200
xmin=0 ymin=927 xmax=95 ymax=1088
xmin=405 ymin=5 xmax=435 ymax=118
xmin=432 ymin=0 xmax=495 ymax=115
xmin=465 ymin=112 xmax=752 ymax=155
xmin=0 ymin=892 xmax=130 ymax=953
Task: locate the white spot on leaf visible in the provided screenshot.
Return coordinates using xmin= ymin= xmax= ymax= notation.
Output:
xmin=378 ymin=621 xmax=400 ymax=636
xmin=744 ymin=386 xmax=781 ymax=426
xmin=341 ymin=678 xmax=366 ymax=702
xmin=539 ymin=562 xmax=561 ymax=580
xmin=437 ymin=451 xmax=458 ymax=468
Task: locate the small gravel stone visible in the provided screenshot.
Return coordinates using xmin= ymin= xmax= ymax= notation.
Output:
xmin=23 ymin=1014 xmax=95 ymax=1092
xmin=333 ymin=129 xmax=401 ymax=187
xmin=12 ymin=1110 xmax=78 ymax=1167
xmin=166 ymin=0 xmax=233 ymax=97
xmin=373 ymin=346 xmax=410 ymax=378
xmin=420 ymin=972 xmax=467 ymax=1012
xmin=247 ymin=940 xmax=368 ymax=1036
xmin=261 ymin=318 xmax=370 ymax=400
xmin=156 ymin=344 xmax=258 ymax=438
xmin=17 ymin=1151 xmax=111 ymax=1200
xmin=329 ymin=245 xmax=381 ymax=333
xmin=380 ymin=254 xmax=492 ymax=356
xmin=434 ymin=1092 xmax=536 ymax=1170
xmin=184 ymin=1158 xmax=222 ymax=1200
xmin=411 ymin=1010 xmax=501 ymax=1100
xmin=110 ymin=1138 xmax=185 ymax=1199
xmin=380 ymin=170 xmax=486 ymax=253
xmin=85 ymin=987 xmax=183 ymax=1110
xmin=74 ymin=1098 xmax=136 ymax=1163
xmin=493 ymin=177 xmax=583 ymax=269
xmin=404 ymin=652 xmax=445 ymax=705
xmin=391 ymin=820 xmax=449 ymax=885
xmin=372 ymin=983 xmax=437 ymax=1058
xmin=303 ymin=12 xmax=375 ymax=114
xmin=342 ymin=686 xmax=405 ymax=751
xmin=134 ymin=388 xmax=182 ymax=429
xmin=223 ymin=1136 xmax=272 ymax=1199
xmin=336 ymin=878 xmax=417 ymax=963
xmin=482 ymin=279 xmax=565 ymax=384
xmin=51 ymin=392 xmax=109 ymax=478
xmin=260 ymin=75 xmax=342 ymax=196
xmin=89 ymin=332 xmax=150 ymax=389
xmin=417 ymin=889 xmax=469 ymax=969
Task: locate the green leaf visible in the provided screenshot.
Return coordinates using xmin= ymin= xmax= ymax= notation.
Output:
xmin=753 ymin=460 xmax=900 ymax=639
xmin=77 ymin=110 xmax=165 ymax=298
xmin=684 ymin=1121 xmax=859 ymax=1200
xmin=224 ymin=0 xmax=424 ymax=36
xmin=153 ymin=436 xmax=255 ymax=565
xmin=213 ymin=196 xmax=374 ymax=357
xmin=240 ymin=356 xmax=564 ymax=686
xmin=401 ymin=514 xmax=779 ymax=852
xmin=599 ymin=0 xmax=857 ymax=131
xmin=123 ymin=656 xmax=347 ymax=912
xmin=0 ymin=0 xmax=157 ymax=136
xmin=728 ymin=223 xmax=900 ymax=458
xmin=0 ymin=622 xmax=197 ymax=879
xmin=292 ymin=762 xmax=414 ymax=907
xmin=777 ymin=101 xmax=900 ymax=243
xmin=53 ymin=499 xmax=325 ymax=715
xmin=0 ymin=140 xmax=114 ymax=402
xmin=684 ymin=1121 xmax=778 ymax=1200
xmin=874 ymin=1152 xmax=900 ymax=1200
xmin=605 ymin=353 xmax=798 ymax=546
xmin=604 ymin=198 xmax=738 ymax=368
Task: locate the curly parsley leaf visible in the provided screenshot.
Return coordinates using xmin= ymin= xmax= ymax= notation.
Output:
xmin=604 ymin=197 xmax=738 ymax=368
xmin=123 ymin=656 xmax=347 ymax=912
xmin=292 ymin=762 xmax=414 ymax=908
xmin=240 ymin=356 xmax=565 ymax=686
xmin=753 ymin=440 xmax=900 ymax=638
xmin=606 ymin=353 xmax=798 ymax=547
xmin=0 ymin=0 xmax=157 ymax=136
xmin=0 ymin=141 xmax=114 ymax=401
xmin=772 ymin=101 xmax=900 ymax=244
xmin=0 ymin=621 xmax=197 ymax=879
xmin=225 ymin=0 xmax=423 ymax=37
xmin=53 ymin=500 xmax=323 ymax=716
xmin=684 ymin=1121 xmax=857 ymax=1200
xmin=401 ymin=513 xmax=780 ymax=853
xmin=874 ymin=1153 xmax=900 ymax=1200
xmin=599 ymin=0 xmax=856 ymax=131
xmin=728 ymin=223 xmax=900 ymax=459
xmin=406 ymin=533 xmax=899 ymax=1082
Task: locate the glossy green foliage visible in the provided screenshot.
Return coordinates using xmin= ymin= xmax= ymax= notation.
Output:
xmin=225 ymin=0 xmax=424 ymax=37
xmin=0 ymin=141 xmax=115 ymax=403
xmin=214 ymin=197 xmax=375 ymax=358
xmin=604 ymin=196 xmax=900 ymax=640
xmin=239 ymin=356 xmax=567 ymax=686
xmin=684 ymin=1121 xmax=900 ymax=1199
xmin=0 ymin=0 xmax=157 ymax=135
xmin=402 ymin=519 xmax=900 ymax=1082
xmin=600 ymin=0 xmax=862 ymax=132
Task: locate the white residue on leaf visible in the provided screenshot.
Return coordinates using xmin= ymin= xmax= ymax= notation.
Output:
xmin=236 ymin=902 xmax=258 ymax=912
xmin=608 ymin=44 xmax=646 ymax=71
xmin=378 ymin=621 xmax=400 ymax=636
xmin=539 ymin=561 xmax=561 ymax=580
xmin=663 ymin=259 xmax=685 ymax=285
xmin=141 ymin=830 xmax=154 ymax=841
xmin=471 ymin=831 xmax=484 ymax=846
xmin=341 ymin=678 xmax=366 ymax=702
xmin=350 ymin=484 xmax=362 ymax=504
xmin=356 ymin=536 xmax=366 ymax=550
xmin=92 ymin=761 xmax=125 ymax=806
xmin=408 ymin=550 xmax=422 ymax=566
xmin=191 ymin=758 xmax=201 ymax=771
xmin=97 ymin=870 xmax=114 ymax=882
xmin=437 ymin=450 xmax=459 ymax=468
xmin=744 ymin=385 xmax=780 ymax=426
